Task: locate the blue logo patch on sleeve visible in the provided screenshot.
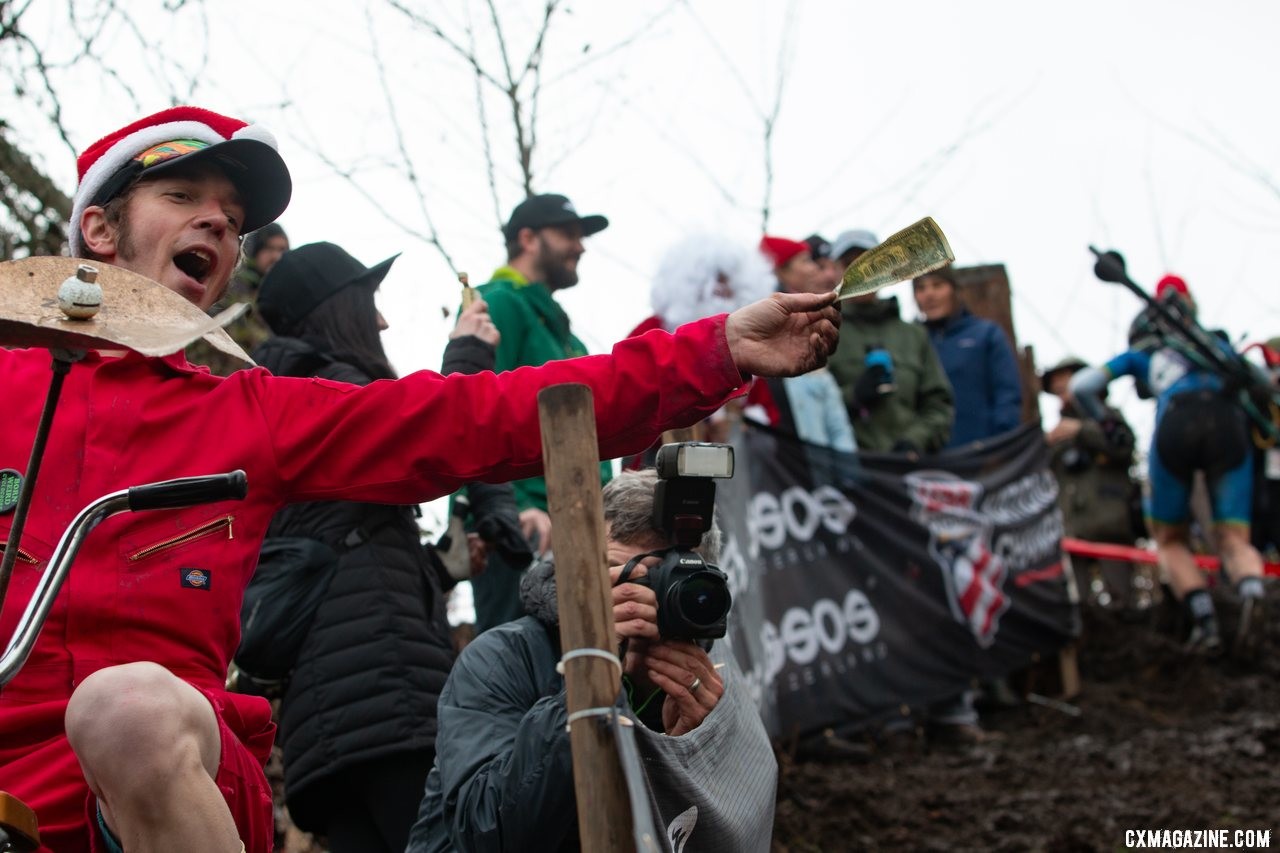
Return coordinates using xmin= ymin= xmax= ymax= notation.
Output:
xmin=180 ymin=568 xmax=211 ymax=590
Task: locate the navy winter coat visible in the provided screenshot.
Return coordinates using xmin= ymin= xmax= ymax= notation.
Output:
xmin=924 ymin=310 xmax=1023 ymax=447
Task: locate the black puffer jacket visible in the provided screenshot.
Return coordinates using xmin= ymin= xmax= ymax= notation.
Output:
xmin=255 ymin=336 xmax=471 ymax=827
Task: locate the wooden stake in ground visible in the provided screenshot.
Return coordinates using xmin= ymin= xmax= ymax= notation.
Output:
xmin=538 ymin=384 xmax=635 ymax=852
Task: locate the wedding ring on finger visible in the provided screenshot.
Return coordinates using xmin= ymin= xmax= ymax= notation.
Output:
xmin=689 ymin=677 xmax=702 ymax=692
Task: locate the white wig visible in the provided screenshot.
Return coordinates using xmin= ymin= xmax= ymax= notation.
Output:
xmin=649 ymin=234 xmax=778 ymax=332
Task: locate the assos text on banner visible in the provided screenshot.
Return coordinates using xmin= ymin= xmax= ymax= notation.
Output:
xmin=716 ymin=423 xmax=1079 ymax=739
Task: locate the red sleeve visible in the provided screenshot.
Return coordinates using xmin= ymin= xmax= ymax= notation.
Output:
xmin=251 ymin=314 xmax=745 ymax=504
xmin=626 ymin=315 xmax=666 ymax=338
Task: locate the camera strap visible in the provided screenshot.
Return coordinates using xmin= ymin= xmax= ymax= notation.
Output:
xmin=615 ymin=549 xmax=666 ymax=586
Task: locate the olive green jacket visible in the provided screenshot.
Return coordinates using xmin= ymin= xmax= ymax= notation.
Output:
xmin=827 ymin=296 xmax=954 ymax=453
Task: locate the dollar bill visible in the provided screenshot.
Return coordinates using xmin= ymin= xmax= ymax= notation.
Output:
xmin=836 ymin=217 xmax=954 ymax=301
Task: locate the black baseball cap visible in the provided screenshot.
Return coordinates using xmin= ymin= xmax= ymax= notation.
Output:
xmin=503 ymin=194 xmax=608 ymax=240
xmin=258 ymin=242 xmax=398 ymax=335
xmin=804 ymin=234 xmax=831 ymax=260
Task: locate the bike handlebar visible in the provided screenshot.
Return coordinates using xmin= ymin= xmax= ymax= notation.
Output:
xmin=1 ymin=470 xmax=249 ymax=688
xmin=127 ymin=470 xmax=247 ymax=511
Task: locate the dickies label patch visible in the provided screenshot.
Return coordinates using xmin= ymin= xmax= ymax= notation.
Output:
xmin=181 ymin=568 xmax=211 ymax=590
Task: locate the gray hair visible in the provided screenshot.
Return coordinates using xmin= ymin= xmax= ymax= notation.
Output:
xmin=601 ymin=469 xmax=721 ymax=562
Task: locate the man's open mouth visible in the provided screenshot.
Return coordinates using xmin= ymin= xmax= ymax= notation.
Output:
xmin=173 ymin=249 xmax=214 ymax=283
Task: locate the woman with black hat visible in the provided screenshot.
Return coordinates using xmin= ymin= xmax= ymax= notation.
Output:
xmin=252 ymin=242 xmax=496 ymax=853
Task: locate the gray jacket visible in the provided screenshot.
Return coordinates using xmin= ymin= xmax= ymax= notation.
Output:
xmin=407 ymin=560 xmax=777 ymax=852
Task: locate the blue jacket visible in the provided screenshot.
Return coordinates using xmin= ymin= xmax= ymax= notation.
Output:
xmin=925 ymin=310 xmax=1023 ymax=447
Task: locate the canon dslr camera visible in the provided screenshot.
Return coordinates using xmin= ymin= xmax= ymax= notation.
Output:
xmin=617 ymin=442 xmax=734 ymax=640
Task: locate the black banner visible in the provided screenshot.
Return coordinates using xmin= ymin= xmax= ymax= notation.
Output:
xmin=717 ymin=423 xmax=1079 ymax=739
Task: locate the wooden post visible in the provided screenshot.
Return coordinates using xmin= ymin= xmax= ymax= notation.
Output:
xmin=1057 ymin=643 xmax=1081 ymax=700
xmin=538 ymin=384 xmax=635 ymax=853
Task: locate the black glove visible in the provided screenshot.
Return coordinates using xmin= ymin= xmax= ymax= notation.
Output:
xmin=853 ymin=364 xmax=893 ymax=410
xmin=467 ymin=482 xmax=535 ymax=569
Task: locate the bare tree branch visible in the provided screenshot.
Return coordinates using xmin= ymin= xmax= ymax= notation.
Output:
xmin=4 ymin=0 xmax=208 ymax=156
xmin=384 ymin=0 xmax=544 ymax=195
xmin=543 ymin=0 xmax=681 ymax=86
xmin=604 ymin=84 xmax=750 ymax=212
xmin=10 ymin=28 xmax=75 ymax=154
xmin=823 ymin=84 xmax=1033 ymax=226
xmin=465 ymin=3 xmax=504 ymax=229
xmin=679 ymin=0 xmax=762 ymax=117
xmin=364 ymin=8 xmax=459 ymax=274
xmin=483 ymin=0 xmax=516 ymax=89
xmin=518 ymin=0 xmax=559 ymax=86
xmin=759 ymin=0 xmax=798 ymax=230
xmin=1114 ymin=77 xmax=1280 ymax=208
xmin=0 ymin=121 xmax=71 ymax=259
xmin=385 ymin=0 xmax=505 ymax=90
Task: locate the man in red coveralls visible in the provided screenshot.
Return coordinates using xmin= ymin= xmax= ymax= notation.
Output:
xmin=0 ymin=107 xmax=840 ymax=853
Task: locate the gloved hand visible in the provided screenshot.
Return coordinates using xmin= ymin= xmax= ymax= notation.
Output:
xmin=853 ymin=363 xmax=894 ymax=410
xmin=469 ymin=482 xmax=536 ymax=568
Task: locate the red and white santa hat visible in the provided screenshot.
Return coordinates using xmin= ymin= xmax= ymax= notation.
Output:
xmin=758 ymin=235 xmax=810 ymax=271
xmin=70 ymin=106 xmax=292 ymax=257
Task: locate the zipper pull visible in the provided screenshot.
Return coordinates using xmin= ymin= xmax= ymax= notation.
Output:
xmin=228 ymin=517 xmax=234 ymax=540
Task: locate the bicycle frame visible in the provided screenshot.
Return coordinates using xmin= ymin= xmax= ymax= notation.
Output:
xmin=0 ymin=471 xmax=246 ymax=688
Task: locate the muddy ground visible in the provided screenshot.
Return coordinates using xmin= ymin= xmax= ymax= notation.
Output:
xmin=772 ymin=591 xmax=1279 ymax=851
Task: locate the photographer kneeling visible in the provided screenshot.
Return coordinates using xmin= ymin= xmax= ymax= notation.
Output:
xmin=408 ymin=465 xmax=776 ymax=852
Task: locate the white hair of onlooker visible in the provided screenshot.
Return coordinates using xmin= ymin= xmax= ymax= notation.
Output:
xmin=649 ymin=234 xmax=777 ymax=332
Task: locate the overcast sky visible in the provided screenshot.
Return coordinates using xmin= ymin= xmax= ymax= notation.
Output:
xmin=14 ymin=0 xmax=1280 ymax=474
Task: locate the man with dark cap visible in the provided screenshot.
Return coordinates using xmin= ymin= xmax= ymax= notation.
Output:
xmin=469 ymin=193 xmax=610 ymax=631
xmin=0 ymin=107 xmax=841 ymax=853
xmin=826 ymin=228 xmax=954 ymax=455
xmin=804 ymin=233 xmax=842 ymax=291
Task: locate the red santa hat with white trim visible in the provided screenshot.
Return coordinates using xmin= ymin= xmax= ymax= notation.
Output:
xmin=70 ymin=106 xmax=292 ymax=257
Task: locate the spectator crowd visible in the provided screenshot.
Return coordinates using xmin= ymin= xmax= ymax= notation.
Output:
xmin=0 ymin=103 xmax=1276 ymax=853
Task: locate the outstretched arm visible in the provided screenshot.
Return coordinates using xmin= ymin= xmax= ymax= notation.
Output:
xmin=1067 ymin=365 xmax=1112 ymax=421
xmin=254 ymin=298 xmax=841 ymax=508
xmin=724 ymin=291 xmax=841 ymax=378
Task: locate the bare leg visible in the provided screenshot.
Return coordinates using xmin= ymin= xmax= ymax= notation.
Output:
xmin=1217 ymin=522 xmax=1267 ymax=652
xmin=1153 ymin=521 xmax=1221 ymax=651
xmin=65 ymin=662 xmax=242 ymax=852
xmin=1216 ymin=523 xmax=1264 ymax=584
xmin=1151 ymin=522 xmax=1203 ymax=598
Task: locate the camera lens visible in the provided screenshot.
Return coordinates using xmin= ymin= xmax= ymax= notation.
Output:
xmin=670 ymin=571 xmax=731 ymax=628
